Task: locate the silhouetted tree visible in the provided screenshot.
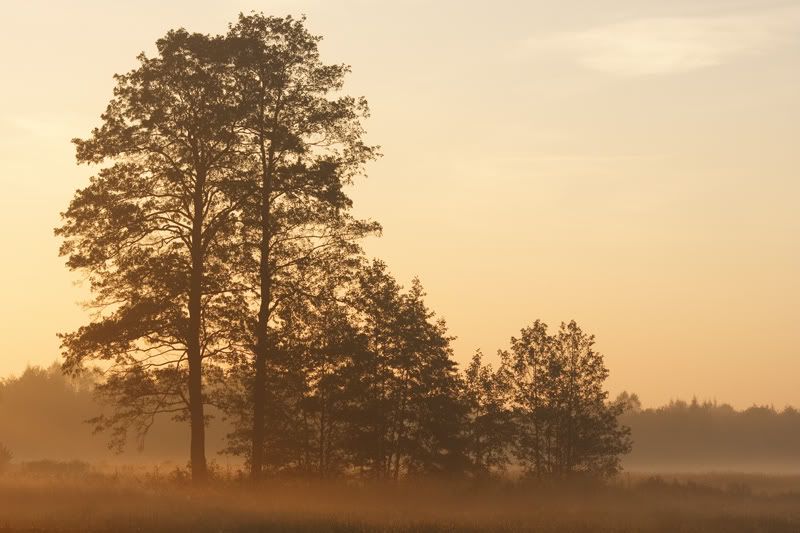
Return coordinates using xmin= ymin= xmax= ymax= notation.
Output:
xmin=224 ymin=13 xmax=379 ymax=479
xmin=220 ymin=260 xmax=467 ymax=480
xmin=345 ymin=261 xmax=467 ymax=479
xmin=220 ymin=254 xmax=365 ymax=477
xmin=56 ymin=29 xmax=246 ymax=481
xmin=400 ymin=280 xmax=469 ymax=478
xmin=284 ymin=273 xmax=368 ymax=477
xmin=462 ymin=350 xmax=515 ymax=478
xmin=506 ymin=320 xmax=631 ymax=479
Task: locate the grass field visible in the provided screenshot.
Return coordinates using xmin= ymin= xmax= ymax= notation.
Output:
xmin=2 ymin=470 xmax=800 ymax=532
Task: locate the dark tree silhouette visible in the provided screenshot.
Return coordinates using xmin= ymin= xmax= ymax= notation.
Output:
xmin=224 ymin=13 xmax=379 ymax=479
xmin=219 ymin=251 xmax=365 ymax=477
xmin=462 ymin=350 xmax=515 ymax=478
xmin=344 ymin=261 xmax=467 ymax=479
xmin=505 ymin=320 xmax=631 ymax=478
xmin=220 ymin=260 xmax=467 ymax=480
xmin=56 ymin=29 xmax=246 ymax=482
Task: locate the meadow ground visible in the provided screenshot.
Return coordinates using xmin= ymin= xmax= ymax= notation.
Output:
xmin=1 ymin=469 xmax=800 ymax=532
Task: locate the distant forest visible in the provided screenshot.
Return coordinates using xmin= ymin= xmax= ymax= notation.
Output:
xmin=2 ymin=365 xmax=798 ymax=473
xmin=618 ymin=393 xmax=800 ymax=473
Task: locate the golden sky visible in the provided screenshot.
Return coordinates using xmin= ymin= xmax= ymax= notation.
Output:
xmin=0 ymin=0 xmax=797 ymax=408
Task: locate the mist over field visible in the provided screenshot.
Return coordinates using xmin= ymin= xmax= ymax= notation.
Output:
xmin=3 ymin=474 xmax=800 ymax=532
xmin=3 ymin=365 xmax=800 ymax=474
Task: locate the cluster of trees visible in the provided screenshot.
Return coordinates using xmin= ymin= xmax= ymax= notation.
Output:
xmin=218 ymin=261 xmax=468 ymax=479
xmin=464 ymin=321 xmax=631 ymax=479
xmin=56 ymin=13 xmax=629 ymax=483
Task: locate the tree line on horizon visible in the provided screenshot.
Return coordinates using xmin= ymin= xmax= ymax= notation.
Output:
xmin=54 ymin=13 xmax=630 ymax=483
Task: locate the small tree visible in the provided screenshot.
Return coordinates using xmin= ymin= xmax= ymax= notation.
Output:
xmin=342 ymin=260 xmax=467 ymax=479
xmin=462 ymin=350 xmax=515 ymax=478
xmin=506 ymin=320 xmax=631 ymax=479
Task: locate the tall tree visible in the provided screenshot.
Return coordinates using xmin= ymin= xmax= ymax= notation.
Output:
xmin=225 ymin=13 xmax=379 ymax=478
xmin=282 ymin=271 xmax=368 ymax=477
xmin=56 ymin=30 xmax=244 ymax=482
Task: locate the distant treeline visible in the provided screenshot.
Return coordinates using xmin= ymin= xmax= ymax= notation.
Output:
xmin=2 ymin=365 xmax=798 ymax=474
xmin=0 ymin=364 xmax=226 ymax=465
xmin=619 ymin=394 xmax=800 ymax=472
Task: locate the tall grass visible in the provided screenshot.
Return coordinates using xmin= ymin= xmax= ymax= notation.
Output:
xmin=2 ymin=468 xmax=800 ymax=532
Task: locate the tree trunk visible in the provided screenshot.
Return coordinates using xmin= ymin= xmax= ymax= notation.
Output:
xmin=319 ymin=387 xmax=327 ymax=477
xmin=251 ymin=316 xmax=267 ymax=478
xmin=188 ymin=171 xmax=208 ymax=483
xmin=250 ymin=134 xmax=275 ymax=480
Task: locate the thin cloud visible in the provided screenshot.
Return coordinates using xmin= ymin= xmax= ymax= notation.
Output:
xmin=533 ymin=7 xmax=800 ymax=76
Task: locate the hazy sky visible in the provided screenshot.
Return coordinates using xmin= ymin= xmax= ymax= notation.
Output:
xmin=1 ymin=0 xmax=798 ymax=408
